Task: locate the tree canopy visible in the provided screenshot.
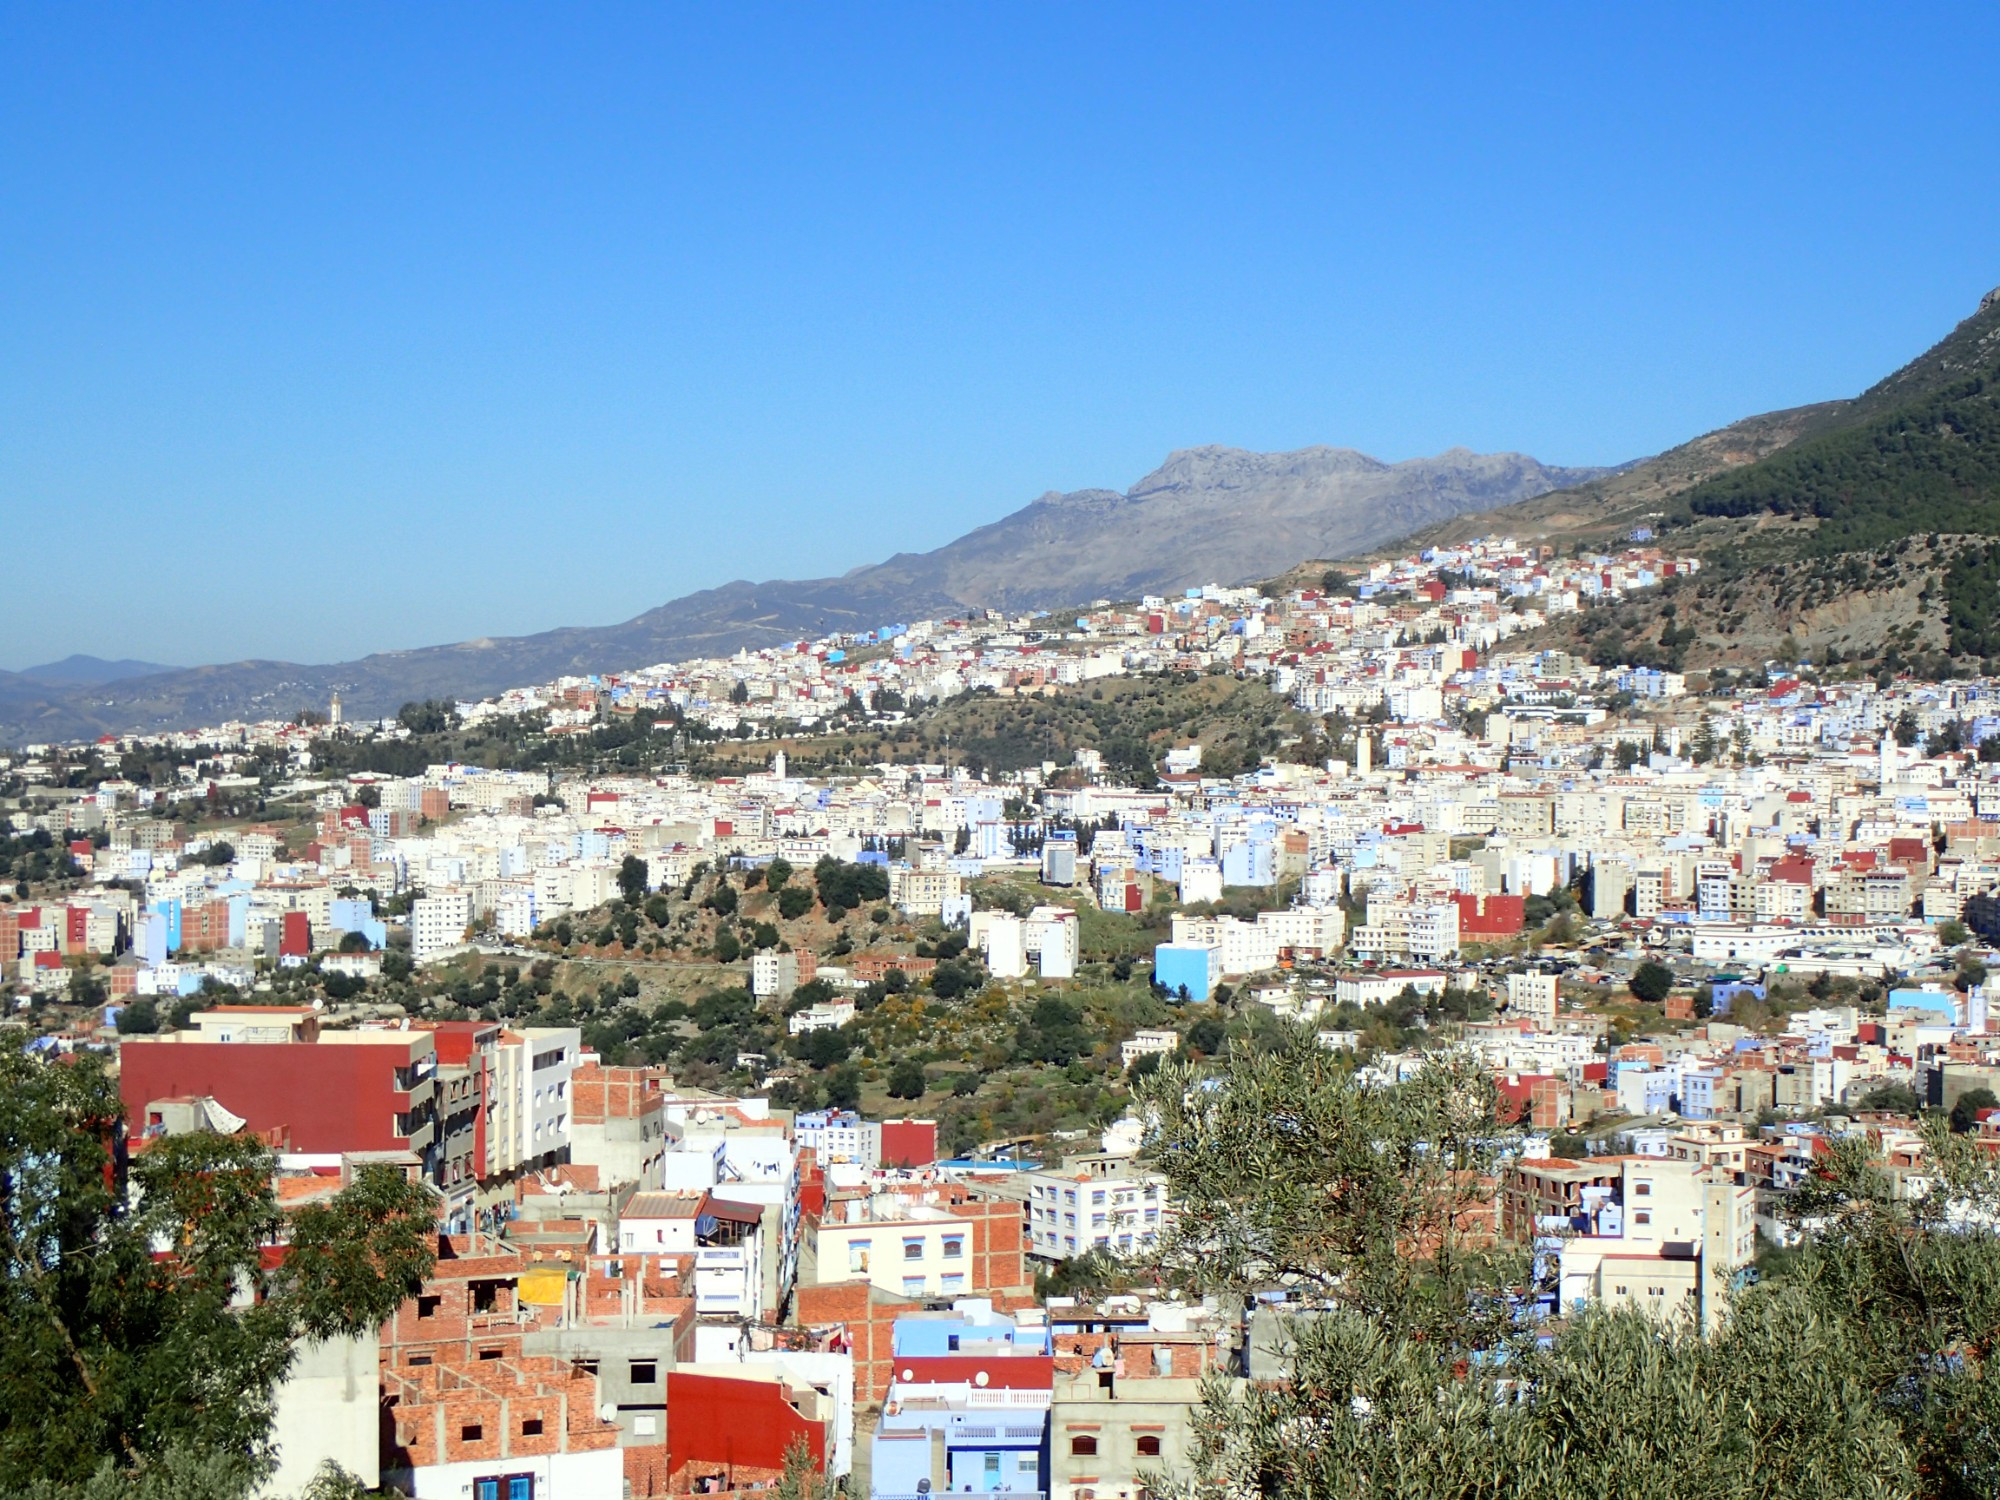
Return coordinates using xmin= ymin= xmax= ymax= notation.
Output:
xmin=0 ymin=1042 xmax=438 ymax=1494
xmin=1134 ymin=1028 xmax=2000 ymax=1500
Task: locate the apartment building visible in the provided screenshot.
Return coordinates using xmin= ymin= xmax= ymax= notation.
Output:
xmin=1022 ymin=1154 xmax=1171 ymax=1262
xmin=121 ymin=1011 xmax=440 ymax=1177
xmin=805 ymin=1189 xmax=1024 ymax=1301
xmin=413 ymin=889 xmax=474 ymax=964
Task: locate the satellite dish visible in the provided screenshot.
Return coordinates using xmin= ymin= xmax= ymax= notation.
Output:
xmin=311 ymin=997 xmax=325 ymax=1011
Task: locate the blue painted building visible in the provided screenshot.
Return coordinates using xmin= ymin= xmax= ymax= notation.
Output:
xmin=891 ymin=1300 xmax=1054 ymax=1359
xmin=870 ymin=1354 xmax=1052 ymax=1499
xmin=1153 ymin=943 xmax=1220 ymax=1003
xmin=147 ymin=898 xmax=183 ymax=955
xmin=1220 ymin=838 xmax=1276 ymax=888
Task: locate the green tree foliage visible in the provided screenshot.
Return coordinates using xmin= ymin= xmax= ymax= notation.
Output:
xmin=1950 ymin=1086 xmax=2000 ymax=1134
xmin=1677 ymin=305 xmax=2000 ymax=560
xmin=929 ymin=957 xmax=984 ymax=1001
xmin=766 ymin=1437 xmax=829 ymax=1500
xmin=776 ymin=884 xmax=814 ymax=921
xmin=0 ymin=1046 xmax=436 ymax=1491
xmin=1858 ymin=1082 xmax=1924 ymax=1115
xmin=1015 ymin=996 xmax=1091 ymax=1065
xmin=825 ymin=1065 xmax=862 ymax=1111
xmin=395 ymin=699 xmax=455 ymax=736
xmin=113 ymin=998 xmax=158 ymax=1035
xmin=1628 ymin=959 xmax=1675 ymax=1004
xmin=764 ymin=856 xmax=794 ymax=893
xmin=885 ymin=1059 xmax=928 ymax=1099
xmin=1134 ymin=1030 xmax=2000 ymax=1500
xmin=617 ymin=855 xmax=649 ymax=906
xmin=812 ymin=858 xmax=889 ymax=918
xmin=791 ymin=1027 xmax=852 ymax=1068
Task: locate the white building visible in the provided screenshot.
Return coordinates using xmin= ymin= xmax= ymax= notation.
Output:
xmin=1119 ymin=1029 xmax=1179 ymax=1070
xmin=1507 ymin=971 xmax=1559 ymax=1028
xmin=970 ymin=910 xmax=1028 ymax=979
xmin=411 ymin=889 xmax=473 ymax=964
xmin=1025 ymin=905 xmax=1080 ymax=980
xmin=1023 ymin=1156 xmax=1172 ymax=1262
xmin=486 ymin=1026 xmax=578 ymax=1177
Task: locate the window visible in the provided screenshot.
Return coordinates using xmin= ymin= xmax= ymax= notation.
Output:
xmin=460 ymin=1424 xmax=484 ymax=1442
xmin=849 ymin=1242 xmax=871 ymax=1274
xmin=1633 ymin=1210 xmax=1651 ymax=1226
xmin=942 ymin=1274 xmax=966 ymax=1293
xmin=1634 ymin=1181 xmax=1652 ymax=1196
xmin=416 ymin=1296 xmax=441 ymax=1319
xmin=478 ymin=1347 xmax=503 ymax=1360
xmin=903 ymin=1239 xmax=925 ymax=1261
xmin=984 ymin=1455 xmax=1001 ymax=1481
xmin=903 ymin=1277 xmax=926 ymax=1296
xmin=473 ymin=1478 xmax=534 ymax=1500
xmin=1071 ymin=1436 xmax=1098 ymax=1456
xmin=942 ymin=1237 xmax=965 ymax=1259
xmin=630 ymin=1361 xmax=658 ymax=1384
xmin=521 ymin=1418 xmax=543 ymax=1436
xmin=407 ymin=1353 xmax=432 ymax=1367
xmin=1136 ymin=1436 xmax=1162 ymax=1458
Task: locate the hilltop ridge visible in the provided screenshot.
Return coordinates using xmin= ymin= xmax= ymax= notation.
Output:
xmin=0 ymin=444 xmax=1608 ymax=745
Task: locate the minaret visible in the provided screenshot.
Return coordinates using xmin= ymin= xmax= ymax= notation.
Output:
xmin=1355 ymin=733 xmax=1372 ymax=775
xmin=329 ymin=691 xmax=343 ymax=727
xmin=1879 ymin=731 xmax=1894 ymax=788
xmin=772 ymin=749 xmax=787 ymax=779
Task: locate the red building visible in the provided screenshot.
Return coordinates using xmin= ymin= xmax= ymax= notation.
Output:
xmin=181 ymin=899 xmax=233 ymax=953
xmin=665 ymin=1370 xmax=826 ymax=1494
xmin=1450 ymin=891 xmax=1526 ymax=938
xmin=120 ymin=1024 xmax=439 ymax=1172
xmin=279 ymin=911 xmax=312 ymax=957
xmin=879 ymin=1119 xmax=938 ymax=1170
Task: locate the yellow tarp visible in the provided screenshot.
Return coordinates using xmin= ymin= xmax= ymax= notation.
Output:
xmin=517 ymin=1267 xmax=568 ymax=1306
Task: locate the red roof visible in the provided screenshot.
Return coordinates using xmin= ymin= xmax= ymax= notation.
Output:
xmin=891 ymin=1355 xmax=1053 ymax=1390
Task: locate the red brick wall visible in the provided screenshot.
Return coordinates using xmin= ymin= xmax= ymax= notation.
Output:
xmin=796 ymin=1281 xmax=901 ymax=1404
xmin=957 ymin=1197 xmax=1025 ymax=1293
xmin=572 ymin=1063 xmax=658 ymax=1124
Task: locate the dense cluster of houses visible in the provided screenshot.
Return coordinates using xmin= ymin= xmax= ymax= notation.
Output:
xmin=6 ymin=537 xmax=2000 ymax=1496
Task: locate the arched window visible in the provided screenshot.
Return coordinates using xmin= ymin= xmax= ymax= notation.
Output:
xmin=1070 ymin=1436 xmax=1098 ymax=1457
xmin=1135 ymin=1436 xmax=1162 ymax=1458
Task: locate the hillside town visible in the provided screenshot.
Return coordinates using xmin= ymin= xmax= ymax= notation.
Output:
xmin=5 ymin=535 xmax=2000 ymax=1499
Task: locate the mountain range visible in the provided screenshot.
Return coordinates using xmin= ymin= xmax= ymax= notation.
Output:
xmin=0 ymin=447 xmax=1611 ymax=745
xmin=14 ymin=656 xmax=179 ymax=687
xmin=10 ymin=286 xmax=1997 ymax=746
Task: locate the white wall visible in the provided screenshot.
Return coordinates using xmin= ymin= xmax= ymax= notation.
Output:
xmin=259 ymin=1333 xmax=380 ymax=1497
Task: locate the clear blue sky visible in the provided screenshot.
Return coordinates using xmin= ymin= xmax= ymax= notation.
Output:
xmin=4 ymin=4 xmax=1997 ymax=670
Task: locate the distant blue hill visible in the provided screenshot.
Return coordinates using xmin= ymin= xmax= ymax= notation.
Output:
xmin=17 ymin=655 xmax=179 ymax=687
